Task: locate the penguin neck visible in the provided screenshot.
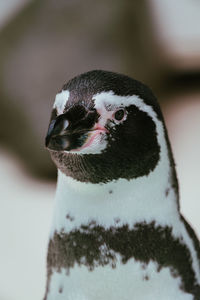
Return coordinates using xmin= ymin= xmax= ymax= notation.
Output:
xmin=51 ymin=141 xmax=180 ymax=235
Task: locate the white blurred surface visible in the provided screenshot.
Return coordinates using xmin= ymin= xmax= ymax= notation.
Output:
xmin=149 ymin=0 xmax=200 ymax=69
xmin=0 ymin=149 xmax=54 ymax=300
xmin=0 ymin=0 xmax=30 ymax=28
xmin=164 ymin=94 xmax=200 ymax=238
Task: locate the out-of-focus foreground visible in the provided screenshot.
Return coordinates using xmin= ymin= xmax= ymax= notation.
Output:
xmin=0 ymin=1 xmax=200 ymax=299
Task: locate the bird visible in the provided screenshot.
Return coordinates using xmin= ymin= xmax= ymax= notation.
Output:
xmin=44 ymin=70 xmax=200 ymax=300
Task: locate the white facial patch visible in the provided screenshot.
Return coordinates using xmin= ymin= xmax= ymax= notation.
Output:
xmin=53 ymin=90 xmax=70 ymax=115
xmin=94 ymin=91 xmax=154 ymax=120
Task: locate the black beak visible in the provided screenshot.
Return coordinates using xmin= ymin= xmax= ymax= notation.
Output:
xmin=45 ymin=119 xmax=57 ymax=147
xmin=45 ymin=105 xmax=99 ymax=151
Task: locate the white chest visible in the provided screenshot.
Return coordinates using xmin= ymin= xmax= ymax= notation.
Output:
xmin=47 ymin=259 xmax=193 ymax=300
xmin=45 ymin=167 xmax=200 ymax=300
xmin=50 ymin=168 xmax=179 ymax=236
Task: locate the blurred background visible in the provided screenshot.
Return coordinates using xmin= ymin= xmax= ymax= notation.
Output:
xmin=0 ymin=0 xmax=200 ymax=299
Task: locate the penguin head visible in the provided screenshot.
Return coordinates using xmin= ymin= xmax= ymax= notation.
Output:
xmin=45 ymin=70 xmax=170 ymax=184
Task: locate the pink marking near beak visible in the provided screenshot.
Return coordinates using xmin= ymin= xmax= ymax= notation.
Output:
xmin=80 ymin=129 xmax=105 ymax=150
xmin=72 ymin=125 xmax=108 ymax=152
xmin=93 ymin=124 xmax=109 ymax=132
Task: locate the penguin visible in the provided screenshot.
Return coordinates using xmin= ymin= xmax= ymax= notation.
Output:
xmin=44 ymin=70 xmax=200 ymax=300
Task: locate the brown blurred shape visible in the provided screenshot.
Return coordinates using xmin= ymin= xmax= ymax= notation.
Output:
xmin=0 ymin=0 xmax=200 ymax=179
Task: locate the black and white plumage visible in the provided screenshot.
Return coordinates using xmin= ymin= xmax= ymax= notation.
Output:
xmin=44 ymin=70 xmax=200 ymax=300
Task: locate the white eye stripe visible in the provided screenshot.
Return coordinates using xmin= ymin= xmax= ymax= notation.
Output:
xmin=53 ymin=90 xmax=70 ymax=115
xmin=93 ymin=91 xmax=158 ymax=121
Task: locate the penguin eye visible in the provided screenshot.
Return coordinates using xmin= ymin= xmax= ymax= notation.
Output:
xmin=114 ymin=109 xmax=125 ymax=121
